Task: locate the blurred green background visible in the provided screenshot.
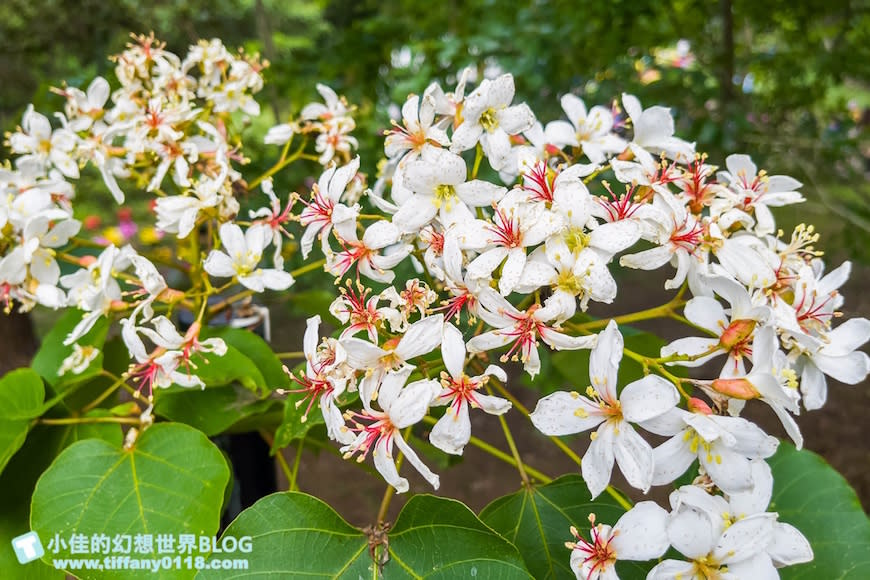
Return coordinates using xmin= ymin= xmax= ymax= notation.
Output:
xmin=1 ymin=0 xmax=869 ymax=258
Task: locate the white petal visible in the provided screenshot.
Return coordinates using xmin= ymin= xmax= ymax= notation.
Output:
xmin=667 ymin=506 xmax=716 ymax=559
xmin=646 ymin=559 xmax=696 ymax=580
xmin=589 ymin=320 xmax=622 ymax=401
xmin=430 ymin=403 xmax=471 ymax=455
xmin=372 ymin=437 xmax=408 ymax=493
xmin=530 ymin=391 xmax=604 ymax=435
xmin=613 ymin=423 xmax=655 ymax=492
xmin=651 ymin=435 xmax=696 ymax=486
xmin=620 ymin=375 xmax=679 ymax=423
xmin=441 ymin=322 xmax=466 ymax=379
xmin=473 ymin=392 xmax=511 ymax=415
xmin=768 ymin=522 xmax=813 ymax=566
xmin=713 ymin=514 xmax=775 ymax=564
xmin=589 ymin=220 xmax=641 ymax=256
xmin=683 ymin=296 xmax=728 ymax=334
xmin=394 ymin=433 xmax=440 ymax=490
xmin=203 ymin=251 xmax=236 ymax=278
xmin=582 ymin=422 xmax=615 ymax=498
xmin=396 ymin=314 xmax=444 ymax=361
xmin=341 ymin=338 xmax=386 ymax=370
xmin=610 ymin=501 xmax=669 ymax=560
xmin=455 ymin=180 xmax=507 ymax=207
xmin=824 ymin=318 xmax=870 ymax=356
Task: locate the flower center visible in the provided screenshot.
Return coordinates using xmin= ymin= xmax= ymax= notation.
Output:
xmin=433 ymin=184 xmax=457 ymax=209
xmin=563 ymin=226 xmax=590 ymax=254
xmin=479 ymin=108 xmax=499 ymax=132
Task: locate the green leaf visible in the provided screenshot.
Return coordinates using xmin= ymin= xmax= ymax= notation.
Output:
xmin=769 ymin=443 xmax=870 ymax=580
xmin=388 ymin=494 xmax=532 ymax=578
xmin=197 ymin=492 xmax=370 ymax=579
xmin=198 ymin=493 xmax=532 ymax=578
xmin=31 ymin=310 xmax=109 ymax=390
xmin=194 ymin=344 xmax=267 ymax=393
xmin=0 ymin=368 xmax=45 ymax=476
xmin=286 ymin=288 xmax=335 ymax=320
xmin=31 ymin=423 xmax=230 ymax=580
xmin=155 ymin=384 xmax=278 ymax=436
xmin=480 ymin=474 xmax=649 ymax=580
xmin=0 ymin=424 xmax=121 ymax=578
xmin=203 ymin=327 xmax=289 ymax=390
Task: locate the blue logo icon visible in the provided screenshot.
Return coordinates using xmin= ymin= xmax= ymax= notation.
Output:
xmin=11 ymin=531 xmax=44 ymax=564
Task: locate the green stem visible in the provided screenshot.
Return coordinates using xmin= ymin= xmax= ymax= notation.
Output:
xmin=422 ymin=416 xmax=552 ymax=483
xmin=275 ymin=447 xmax=294 ymax=490
xmin=248 ymin=137 xmax=307 ymax=190
xmin=471 ymin=144 xmax=484 ymax=179
xmin=488 ymin=386 xmax=530 ymax=486
xmin=290 ymin=258 xmax=326 ymax=278
xmin=38 ymin=416 xmax=141 ymax=426
xmin=275 ymin=351 xmax=304 ymax=359
xmin=289 ymin=436 xmax=305 ymax=492
xmin=81 ymin=373 xmax=130 ymax=413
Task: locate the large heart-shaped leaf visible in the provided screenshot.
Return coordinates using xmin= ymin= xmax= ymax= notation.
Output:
xmin=31 ymin=422 xmax=230 ymax=579
xmin=0 ymin=368 xmax=45 ymax=476
xmin=197 ymin=492 xmax=531 ymax=578
xmin=0 ymin=423 xmax=121 ymax=578
xmin=769 ymin=443 xmax=870 ymax=579
xmin=480 ymin=474 xmax=649 ymax=579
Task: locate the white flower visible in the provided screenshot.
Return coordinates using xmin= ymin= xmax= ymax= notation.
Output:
xmin=58 ymin=344 xmax=101 ymax=376
xmin=565 ymin=502 xmax=669 ymax=580
xmin=621 ymin=93 xmax=695 ymax=161
xmin=9 ymin=106 xmax=80 ymax=179
xmin=341 ymin=313 xmax=444 ymax=406
xmin=385 ymin=89 xmax=450 ymax=163
xmin=717 ymin=154 xmax=804 ymax=236
xmin=340 ymin=366 xmax=441 ymax=493
xmin=649 ymin=472 xmax=812 ymax=579
xmin=450 ymin=74 xmax=535 ymax=170
xmin=392 ymin=144 xmax=506 ymax=233
xmin=429 ymin=322 xmax=511 ymax=455
xmin=645 ymin=398 xmax=779 ymax=493
xmin=325 ymin=220 xmax=411 ymax=284
xmin=298 ymin=157 xmax=361 ymax=259
xmin=204 ymin=223 xmax=294 ymax=292
xmin=661 ymin=275 xmax=770 ymax=378
xmin=549 ymin=94 xmax=626 ymax=164
xmin=467 ymin=289 xmax=596 ymax=378
xmin=531 ymin=320 xmax=679 ymax=497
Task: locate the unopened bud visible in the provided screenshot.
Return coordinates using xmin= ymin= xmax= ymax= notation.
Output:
xmin=719 ymin=319 xmax=756 ymax=350
xmin=687 ymin=397 xmax=714 ymax=414
xmin=711 ymin=378 xmax=760 ymax=400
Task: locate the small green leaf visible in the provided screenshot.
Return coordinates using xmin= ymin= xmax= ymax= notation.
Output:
xmin=194 ymin=344 xmax=267 ymax=392
xmin=0 ymin=368 xmax=45 ymax=476
xmin=770 ymin=443 xmax=870 ymax=580
xmin=203 ymin=327 xmax=289 ymax=390
xmin=31 ymin=310 xmax=109 ymax=390
xmin=155 ymin=384 xmax=278 ymax=436
xmin=31 ymin=423 xmax=230 ymax=580
xmin=480 ymin=474 xmax=649 ymax=579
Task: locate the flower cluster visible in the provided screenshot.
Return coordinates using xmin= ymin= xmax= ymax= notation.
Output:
xmin=3 ymin=36 xmax=867 ymax=580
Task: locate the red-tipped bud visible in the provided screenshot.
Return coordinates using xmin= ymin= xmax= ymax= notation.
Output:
xmin=719 ymin=319 xmax=756 ymax=350
xmin=711 ymin=378 xmax=760 ymax=400
xmin=688 ymin=397 xmax=714 ymax=414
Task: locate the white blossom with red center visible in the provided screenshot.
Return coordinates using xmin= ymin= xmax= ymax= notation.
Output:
xmin=121 ymin=316 xmax=226 ymax=400
xmin=325 ymin=220 xmax=411 ymax=284
xmin=280 ymin=315 xmax=354 ymax=444
xmin=531 ymin=320 xmax=679 ymax=497
xmin=466 ymin=190 xmax=562 ymax=296
xmin=662 ymin=275 xmax=771 ymax=378
xmin=297 ymin=156 xmax=360 ymax=259
xmin=329 ymin=281 xmax=396 ymax=343
xmin=340 ymin=366 xmax=441 ymax=493
xmin=340 ymin=313 xmax=444 ymax=406
xmin=467 ymin=288 xmax=596 ymax=378
xmin=384 ymin=88 xmax=449 ymax=165
xmin=249 ymin=178 xmax=295 ymax=269
xmin=428 ymin=322 xmax=511 ymax=455
xmin=566 ymin=502 xmax=669 ymax=580
xmin=717 ymin=154 xmax=804 ymax=236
